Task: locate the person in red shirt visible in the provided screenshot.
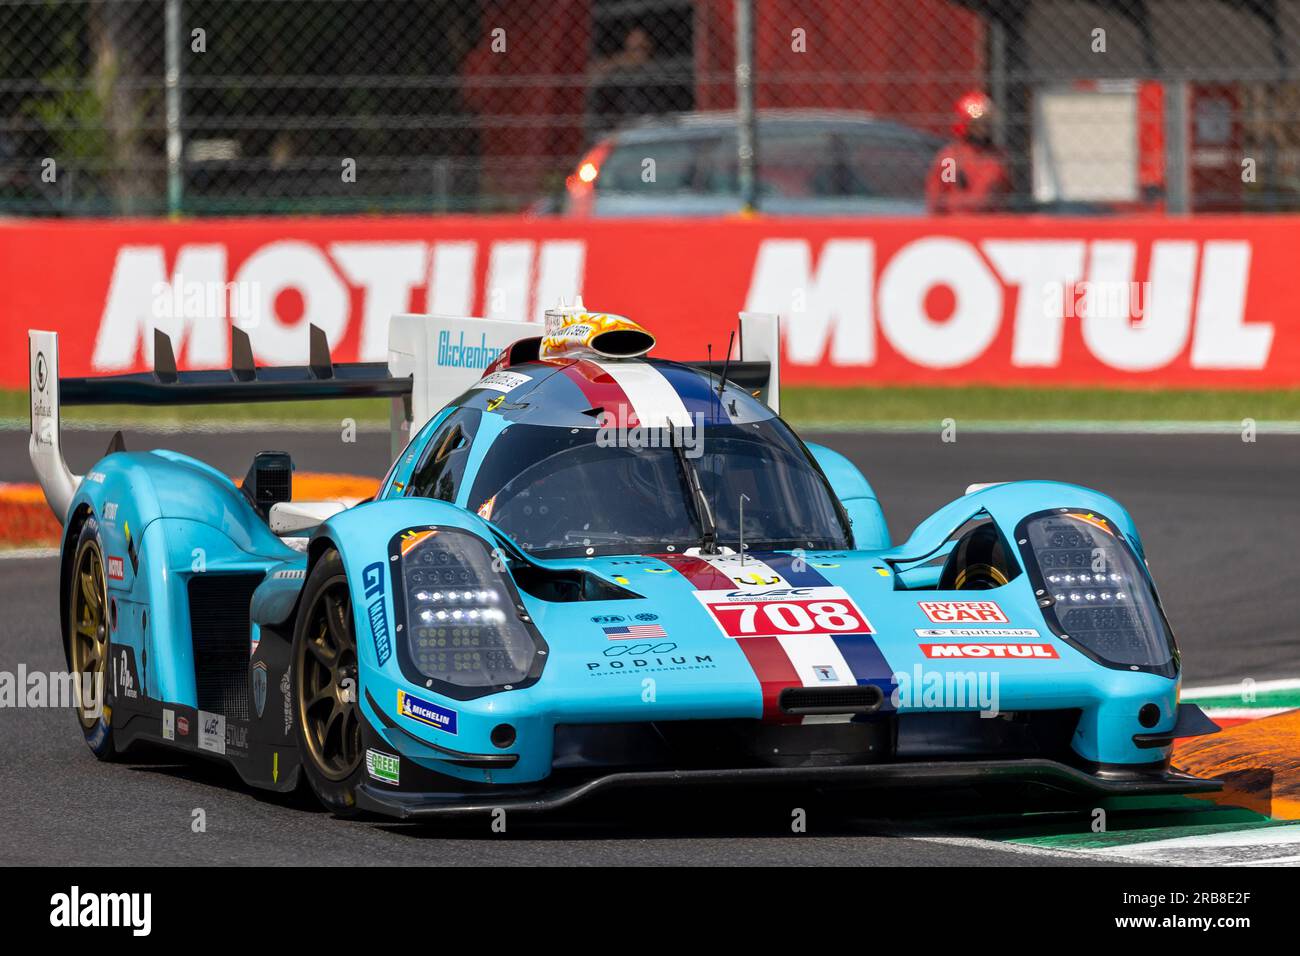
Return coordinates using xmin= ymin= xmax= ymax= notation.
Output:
xmin=926 ymin=92 xmax=1013 ymax=214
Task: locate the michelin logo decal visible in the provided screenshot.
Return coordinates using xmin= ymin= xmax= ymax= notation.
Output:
xmin=397 ymin=689 xmax=458 ymax=735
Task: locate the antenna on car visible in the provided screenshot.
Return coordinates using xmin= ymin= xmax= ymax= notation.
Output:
xmin=738 ymin=493 xmax=750 ymax=565
xmin=717 ymin=330 xmax=735 ymax=402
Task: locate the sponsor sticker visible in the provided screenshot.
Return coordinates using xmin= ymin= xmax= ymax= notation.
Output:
xmin=917 ymin=600 xmax=1009 ymax=624
xmin=603 ymin=623 xmax=667 ymax=640
xmin=176 ymin=715 xmax=190 ymax=736
xmin=396 ymin=690 xmax=458 ymax=735
xmin=252 ymin=661 xmax=268 ymax=718
xmin=366 ymin=749 xmax=401 ymax=786
xmin=107 ymin=556 xmax=125 ymax=581
xmin=813 ymin=665 xmax=839 ymax=682
xmin=198 ymin=710 xmax=226 ymax=754
xmin=162 ymin=708 xmax=175 ymax=741
xmin=114 ymin=648 xmax=138 ymax=700
xmin=919 ymin=643 xmax=1058 ymax=659
xmin=361 ymin=561 xmax=392 ymax=666
xmin=915 ymin=627 xmax=1040 ymax=638
xmin=695 ymin=586 xmax=873 ymax=638
xmin=280 ymin=669 xmax=293 ymax=735
xmin=474 ymin=370 xmax=531 ymax=393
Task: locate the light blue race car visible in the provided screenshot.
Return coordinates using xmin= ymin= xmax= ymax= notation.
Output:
xmin=25 ymin=309 xmax=1221 ymax=818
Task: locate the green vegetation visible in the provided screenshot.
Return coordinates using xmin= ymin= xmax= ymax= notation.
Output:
xmin=2 ymin=386 xmax=1298 ymax=430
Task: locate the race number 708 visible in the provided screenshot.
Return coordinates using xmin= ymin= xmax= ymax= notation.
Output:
xmin=707 ymin=599 xmax=871 ymax=638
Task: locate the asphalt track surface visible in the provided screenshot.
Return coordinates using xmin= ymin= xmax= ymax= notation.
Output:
xmin=0 ymin=426 xmax=1295 ymax=865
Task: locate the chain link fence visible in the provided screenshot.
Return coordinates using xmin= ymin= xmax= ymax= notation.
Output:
xmin=2 ymin=0 xmax=1299 ymax=216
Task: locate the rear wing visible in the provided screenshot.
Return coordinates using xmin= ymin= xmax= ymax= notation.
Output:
xmin=27 ymin=323 xmax=415 ymax=521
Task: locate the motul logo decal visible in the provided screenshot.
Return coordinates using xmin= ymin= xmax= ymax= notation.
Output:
xmin=921 ymin=643 xmax=1058 ymax=659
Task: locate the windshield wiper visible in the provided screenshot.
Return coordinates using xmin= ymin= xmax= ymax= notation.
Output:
xmin=674 ymin=445 xmax=719 ymax=555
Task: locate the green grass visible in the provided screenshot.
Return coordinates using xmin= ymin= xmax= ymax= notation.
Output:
xmin=0 ymin=391 xmax=391 ymax=427
xmin=3 ymin=386 xmax=1299 ymax=429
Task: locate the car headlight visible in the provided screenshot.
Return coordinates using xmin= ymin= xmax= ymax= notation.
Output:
xmin=1015 ymin=509 xmax=1177 ymax=678
xmin=391 ymin=526 xmax=544 ymax=694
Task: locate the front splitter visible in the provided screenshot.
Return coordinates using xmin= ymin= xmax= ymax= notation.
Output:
xmin=354 ymin=758 xmax=1221 ymax=820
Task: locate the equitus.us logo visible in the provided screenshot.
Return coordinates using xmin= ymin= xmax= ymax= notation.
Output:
xmin=49 ymin=886 xmax=151 ymax=936
xmin=92 ymin=238 xmax=585 ymax=372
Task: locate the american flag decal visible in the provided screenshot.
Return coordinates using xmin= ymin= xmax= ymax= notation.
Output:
xmin=603 ymin=623 xmax=668 ymax=640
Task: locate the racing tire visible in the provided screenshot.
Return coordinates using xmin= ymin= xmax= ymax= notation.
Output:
xmin=291 ymin=549 xmax=367 ymax=816
xmin=66 ymin=517 xmax=118 ymax=761
xmin=939 ymin=522 xmax=1017 ymax=590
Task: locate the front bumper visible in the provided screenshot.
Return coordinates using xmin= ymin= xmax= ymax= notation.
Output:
xmin=354 ymin=758 xmax=1220 ymax=820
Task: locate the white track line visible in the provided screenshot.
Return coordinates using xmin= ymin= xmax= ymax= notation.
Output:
xmin=0 ymin=547 xmax=58 ymax=560
xmin=1200 ymin=707 xmax=1291 ymax=720
xmin=1182 ymin=678 xmax=1300 ymax=698
xmin=1083 ymin=824 xmax=1300 ymax=866
xmin=901 ymin=833 xmax=1114 ymax=864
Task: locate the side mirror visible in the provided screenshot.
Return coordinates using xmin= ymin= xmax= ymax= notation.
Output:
xmin=804 ymin=441 xmax=890 ymax=550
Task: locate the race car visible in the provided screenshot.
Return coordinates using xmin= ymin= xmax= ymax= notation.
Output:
xmin=26 ymin=305 xmax=1221 ymax=819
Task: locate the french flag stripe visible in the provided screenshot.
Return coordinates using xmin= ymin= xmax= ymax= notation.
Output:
xmin=593 ymin=360 xmax=695 ymax=428
xmin=832 ymin=633 xmax=897 ymax=708
xmin=735 ymin=637 xmax=802 ymax=724
xmin=777 ymin=634 xmax=857 ymax=687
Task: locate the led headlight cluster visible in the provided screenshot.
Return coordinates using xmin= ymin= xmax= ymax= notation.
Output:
xmin=394 ymin=528 xmax=542 ymax=691
xmin=1016 ymin=509 xmax=1176 ymax=677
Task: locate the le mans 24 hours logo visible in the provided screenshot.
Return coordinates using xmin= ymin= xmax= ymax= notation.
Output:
xmin=396 ymin=690 xmax=457 ymax=735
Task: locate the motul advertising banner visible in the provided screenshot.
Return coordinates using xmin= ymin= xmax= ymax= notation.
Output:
xmin=0 ymin=214 xmax=1291 ymax=389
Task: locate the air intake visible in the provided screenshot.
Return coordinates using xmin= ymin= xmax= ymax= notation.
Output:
xmin=779 ymin=685 xmax=884 ymax=716
xmin=188 ymin=574 xmax=262 ymax=719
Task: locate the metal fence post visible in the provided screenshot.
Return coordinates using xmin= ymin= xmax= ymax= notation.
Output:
xmin=1164 ymin=79 xmax=1190 ymax=213
xmin=165 ymin=0 xmax=184 ymax=216
xmin=735 ymin=0 xmax=758 ymax=213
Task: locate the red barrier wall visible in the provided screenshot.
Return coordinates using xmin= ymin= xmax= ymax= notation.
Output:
xmin=0 ymin=214 xmax=1293 ymax=390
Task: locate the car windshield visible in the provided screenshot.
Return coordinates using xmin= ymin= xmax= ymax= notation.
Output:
xmin=465 ymin=419 xmax=851 ymax=557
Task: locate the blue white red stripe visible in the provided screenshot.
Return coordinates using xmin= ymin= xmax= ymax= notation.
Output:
xmin=656 ymin=551 xmax=896 ymax=723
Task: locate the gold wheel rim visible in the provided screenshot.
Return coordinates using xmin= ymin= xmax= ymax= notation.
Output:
xmin=954 ymin=563 xmax=1009 ymax=590
xmin=68 ymin=538 xmax=109 ymax=729
xmin=295 ymin=580 xmax=362 ymax=782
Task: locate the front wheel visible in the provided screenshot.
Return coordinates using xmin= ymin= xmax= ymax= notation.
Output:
xmin=291 ymin=549 xmax=366 ymax=815
xmin=66 ymin=517 xmax=117 ymax=760
xmin=939 ymin=522 xmax=1018 ymax=590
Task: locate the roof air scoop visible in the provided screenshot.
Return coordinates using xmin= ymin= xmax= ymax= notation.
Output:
xmin=540 ymin=296 xmax=655 ymax=360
